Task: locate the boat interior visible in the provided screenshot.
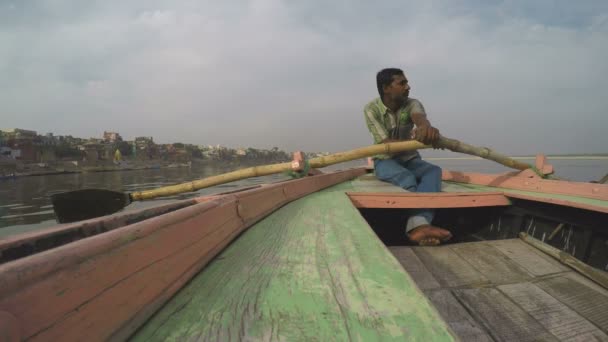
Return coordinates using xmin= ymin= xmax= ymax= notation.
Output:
xmin=359 ymin=174 xmax=608 ymax=341
xmin=362 ymin=205 xmax=608 ymax=341
xmin=130 ymin=171 xmax=608 ymax=341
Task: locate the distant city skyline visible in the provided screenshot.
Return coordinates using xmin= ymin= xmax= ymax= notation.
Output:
xmin=2 ymin=1 xmax=607 ymax=156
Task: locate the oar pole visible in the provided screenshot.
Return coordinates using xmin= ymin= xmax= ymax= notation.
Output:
xmin=131 ymin=137 xmax=534 ymax=201
xmin=131 ymin=140 xmax=427 ymax=201
xmin=131 ymin=162 xmax=294 ymax=201
xmin=437 ymin=137 xmax=531 ymax=171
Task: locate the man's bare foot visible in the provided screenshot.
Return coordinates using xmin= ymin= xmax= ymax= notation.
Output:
xmin=408 ymin=225 xmax=452 ymax=246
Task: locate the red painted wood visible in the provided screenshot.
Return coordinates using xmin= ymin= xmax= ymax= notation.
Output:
xmin=236 ymin=186 xmax=288 ymax=222
xmin=0 ymin=310 xmax=19 ymax=342
xmin=443 ymin=170 xmax=608 ymax=201
xmin=347 ymin=192 xmax=511 ymax=209
xmin=0 ymin=168 xmax=365 ymax=341
xmin=0 ymin=198 xmax=235 ymax=340
xmin=504 ymin=193 xmax=608 ymax=214
xmin=0 ymin=200 xmax=196 ymax=264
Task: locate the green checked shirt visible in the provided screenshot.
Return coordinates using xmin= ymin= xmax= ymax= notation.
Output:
xmin=364 ymin=97 xmax=426 ymax=161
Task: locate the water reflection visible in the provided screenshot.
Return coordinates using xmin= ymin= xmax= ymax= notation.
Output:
xmin=0 ymin=163 xmax=289 ymax=237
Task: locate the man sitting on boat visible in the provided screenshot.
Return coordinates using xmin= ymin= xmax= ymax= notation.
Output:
xmin=364 ymin=68 xmax=452 ymax=245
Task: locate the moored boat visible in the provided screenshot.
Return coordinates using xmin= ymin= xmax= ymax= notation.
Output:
xmin=1 ymin=156 xmax=607 ymax=341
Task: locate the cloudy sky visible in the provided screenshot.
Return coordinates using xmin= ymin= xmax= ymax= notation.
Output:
xmin=1 ymin=0 xmax=607 ymax=155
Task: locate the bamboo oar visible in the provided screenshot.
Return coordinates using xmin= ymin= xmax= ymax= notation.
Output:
xmin=51 ymin=136 xmax=534 ymax=223
xmin=131 ymin=136 xmax=530 ymax=201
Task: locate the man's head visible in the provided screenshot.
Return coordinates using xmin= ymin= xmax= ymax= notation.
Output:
xmin=376 ymin=68 xmax=410 ymax=104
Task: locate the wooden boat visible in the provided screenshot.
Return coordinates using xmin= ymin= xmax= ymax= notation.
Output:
xmin=1 ymin=155 xmax=608 ymax=341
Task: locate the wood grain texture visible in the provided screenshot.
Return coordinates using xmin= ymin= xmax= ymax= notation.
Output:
xmin=396 ymin=240 xmax=608 ymax=341
xmin=388 ymin=247 xmax=440 ymax=290
xmin=450 ymin=242 xmax=532 ymax=285
xmin=499 ymin=283 xmax=608 ymax=341
xmin=535 ymin=275 xmax=608 ymax=332
xmin=454 ymin=287 xmax=558 ymax=341
xmin=0 ymin=169 xmax=366 ymax=341
xmin=349 ymin=176 xmax=409 ymax=193
xmin=520 ymin=233 xmax=608 ymax=290
xmin=443 ymin=180 xmax=608 ymax=213
xmin=489 ymin=239 xmax=569 ymax=277
xmin=425 ymin=290 xmax=493 ymax=342
xmin=132 ymin=190 xmax=455 ymax=341
xmin=348 ymin=192 xmax=511 ymax=209
xmin=413 ymin=246 xmax=490 ymax=288
xmin=442 ymin=170 xmax=608 ymax=201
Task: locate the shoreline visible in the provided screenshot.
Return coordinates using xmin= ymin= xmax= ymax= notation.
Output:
xmin=0 ymin=159 xmax=291 ymax=179
xmin=2 ymin=155 xmax=607 ymax=179
xmin=0 ymin=163 xmax=192 ymax=180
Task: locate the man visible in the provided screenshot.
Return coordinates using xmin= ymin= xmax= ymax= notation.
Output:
xmin=364 ymin=68 xmax=452 ymax=245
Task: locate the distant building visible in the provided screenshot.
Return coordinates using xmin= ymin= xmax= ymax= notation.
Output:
xmin=41 ymin=133 xmax=59 ymax=146
xmin=103 ymin=131 xmax=122 ymax=143
xmin=88 ymin=138 xmax=104 ymax=144
xmin=134 ymin=137 xmax=158 ymax=159
xmin=83 ymin=142 xmax=103 ymax=166
xmin=0 ymin=128 xmax=39 ymax=162
xmin=0 ymin=147 xmax=16 ymax=159
xmin=135 ymin=136 xmax=153 ymax=145
xmin=0 ymin=128 xmax=37 ymax=139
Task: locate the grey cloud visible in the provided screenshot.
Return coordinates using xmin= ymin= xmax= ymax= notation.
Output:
xmin=1 ymin=0 xmax=607 ymax=155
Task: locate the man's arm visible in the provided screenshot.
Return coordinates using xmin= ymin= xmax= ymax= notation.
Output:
xmin=410 ymin=100 xmax=440 ymax=145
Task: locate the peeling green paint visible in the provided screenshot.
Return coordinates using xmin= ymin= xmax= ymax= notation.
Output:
xmin=132 ymin=182 xmax=454 ymax=341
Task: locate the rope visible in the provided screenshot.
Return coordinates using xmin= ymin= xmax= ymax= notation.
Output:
xmin=530 ymin=166 xmax=549 ymax=179
xmin=285 ymin=160 xmax=311 ymax=179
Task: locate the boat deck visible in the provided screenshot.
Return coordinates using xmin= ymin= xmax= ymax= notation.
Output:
xmin=391 ymin=240 xmax=608 ymax=341
xmin=131 ymin=178 xmax=454 ymax=341
xmin=132 ymin=174 xmax=608 ymax=341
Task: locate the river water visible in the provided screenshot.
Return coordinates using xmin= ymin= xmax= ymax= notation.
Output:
xmin=1 ymin=158 xmax=607 ymax=238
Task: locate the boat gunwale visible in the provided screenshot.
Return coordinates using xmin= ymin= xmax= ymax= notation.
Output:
xmin=443 ymin=170 xmax=608 ymax=201
xmin=0 ymin=167 xmax=366 ymax=341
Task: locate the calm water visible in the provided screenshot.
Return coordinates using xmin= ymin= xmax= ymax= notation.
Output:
xmin=1 ymin=158 xmax=607 ymax=238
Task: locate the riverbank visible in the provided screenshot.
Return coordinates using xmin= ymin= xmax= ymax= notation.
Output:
xmin=1 ymin=162 xmax=191 ymax=179
xmin=0 ymin=158 xmax=291 ymax=179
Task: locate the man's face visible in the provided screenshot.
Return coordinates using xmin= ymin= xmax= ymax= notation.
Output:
xmin=384 ymin=74 xmax=410 ymax=102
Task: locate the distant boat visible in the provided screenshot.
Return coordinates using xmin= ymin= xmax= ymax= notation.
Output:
xmin=1 ymin=162 xmax=607 ymax=340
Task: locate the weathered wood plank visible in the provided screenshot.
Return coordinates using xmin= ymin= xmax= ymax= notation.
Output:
xmin=350 ymin=176 xmax=408 ymax=192
xmin=348 ymin=192 xmax=511 ymax=209
xmin=0 ymin=198 xmax=238 ymax=341
xmin=490 ymin=239 xmax=569 ymax=277
xmin=413 ymin=246 xmax=490 ymax=288
xmin=499 ymin=283 xmax=608 ymax=341
xmin=454 ymin=288 xmax=558 ymax=341
xmin=442 ymin=170 xmax=608 ymax=201
xmin=450 ymin=242 xmax=532 ymax=285
xmin=0 ymin=169 xmax=367 ymax=341
xmin=389 ymin=247 xmax=440 ymax=290
xmin=535 ymin=275 xmax=608 ymax=332
xmin=425 ymin=290 xmax=494 ymax=342
xmin=442 ymin=180 xmax=608 ymax=213
xmin=521 ymin=233 xmax=608 ymax=290
xmin=132 ymin=191 xmax=455 ymax=341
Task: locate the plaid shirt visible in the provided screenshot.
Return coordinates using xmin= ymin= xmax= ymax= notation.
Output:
xmin=364 ymin=97 xmax=426 ymax=160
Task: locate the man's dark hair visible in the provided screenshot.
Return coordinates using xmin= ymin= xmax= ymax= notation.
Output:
xmin=376 ymin=68 xmax=404 ymax=98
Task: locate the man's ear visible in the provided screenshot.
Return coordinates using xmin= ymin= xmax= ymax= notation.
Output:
xmin=382 ymin=83 xmax=390 ymax=94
